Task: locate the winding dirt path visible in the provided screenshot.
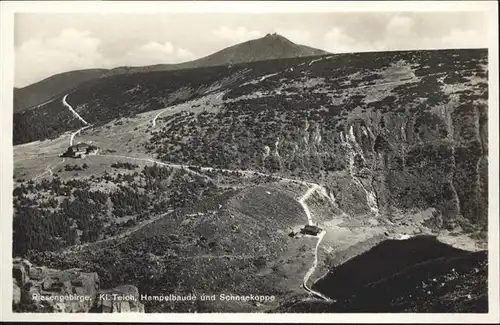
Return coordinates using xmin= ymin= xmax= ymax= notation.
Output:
xmin=32 ymin=95 xmax=90 ymax=180
xmin=151 ymin=109 xmax=165 ymax=127
xmin=63 ymin=94 xmax=89 ymax=125
xmin=299 ymin=184 xmax=320 ymax=225
xmin=302 ymin=231 xmax=331 ymax=300
xmin=64 ymin=94 xmax=94 ymax=146
xmin=70 ymin=125 xmax=91 ymax=146
xmin=298 ymin=184 xmax=332 ymax=301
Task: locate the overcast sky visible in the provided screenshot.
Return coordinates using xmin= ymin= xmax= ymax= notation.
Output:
xmin=14 ymin=11 xmax=488 ymax=87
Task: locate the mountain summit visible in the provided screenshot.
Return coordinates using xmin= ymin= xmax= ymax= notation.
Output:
xmin=201 ymin=32 xmax=329 ymax=66
xmin=103 ymin=33 xmax=329 ymax=76
xmin=14 ymin=33 xmax=329 ymax=112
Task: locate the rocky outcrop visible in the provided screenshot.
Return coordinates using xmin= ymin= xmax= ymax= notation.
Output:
xmin=12 ymin=258 xmax=144 ymax=313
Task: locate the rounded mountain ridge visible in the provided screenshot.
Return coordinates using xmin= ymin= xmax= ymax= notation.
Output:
xmin=14 ymin=33 xmax=329 ymax=112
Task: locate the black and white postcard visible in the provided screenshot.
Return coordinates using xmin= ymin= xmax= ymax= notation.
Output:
xmin=1 ymin=1 xmax=498 ymax=323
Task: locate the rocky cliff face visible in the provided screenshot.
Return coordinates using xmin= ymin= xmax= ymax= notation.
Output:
xmin=12 ymin=258 xmax=144 ymax=313
xmin=327 ymin=91 xmax=488 ymax=230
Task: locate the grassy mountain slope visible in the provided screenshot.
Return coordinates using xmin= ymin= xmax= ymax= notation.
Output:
xmin=14 ymin=69 xmax=108 ymax=113
xmin=13 ymin=33 xmax=327 ymax=112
